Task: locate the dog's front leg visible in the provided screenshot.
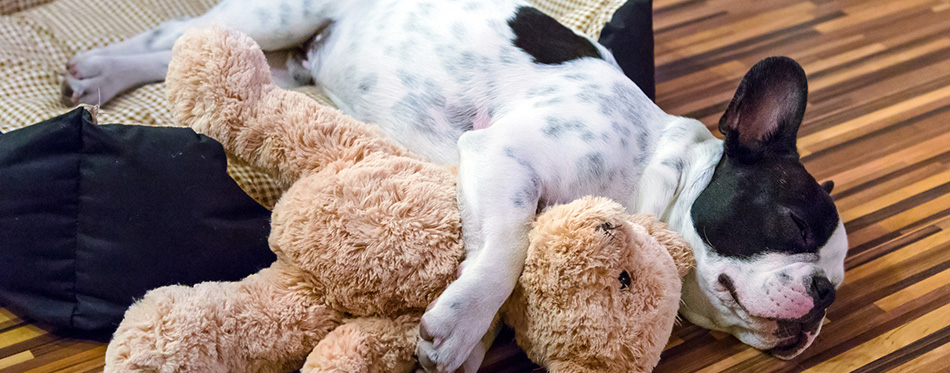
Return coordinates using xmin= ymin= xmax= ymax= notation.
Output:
xmin=418 ymin=129 xmax=541 ymax=372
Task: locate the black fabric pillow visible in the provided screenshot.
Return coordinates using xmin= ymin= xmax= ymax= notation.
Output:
xmin=599 ymin=0 xmax=655 ymax=101
xmin=0 ymin=108 xmax=275 ymax=333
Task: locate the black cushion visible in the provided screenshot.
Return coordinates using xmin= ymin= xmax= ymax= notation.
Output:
xmin=0 ymin=108 xmax=275 ymax=332
xmin=599 ymin=0 xmax=655 ymax=101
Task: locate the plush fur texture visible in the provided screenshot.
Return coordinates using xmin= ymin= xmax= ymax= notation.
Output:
xmin=504 ymin=199 xmax=692 ymax=372
xmin=104 ymin=27 xmax=694 ymax=373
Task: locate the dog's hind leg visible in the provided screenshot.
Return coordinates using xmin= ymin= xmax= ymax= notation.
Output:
xmin=61 ymin=50 xmax=172 ymax=107
xmin=63 ymin=0 xmax=349 ymax=106
xmin=62 ymin=15 xmax=193 ymax=106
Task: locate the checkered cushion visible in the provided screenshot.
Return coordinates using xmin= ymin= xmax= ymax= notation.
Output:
xmin=0 ymin=0 xmax=623 ymax=208
xmin=0 ymin=0 xmax=55 ymax=15
xmin=532 ymin=0 xmax=627 ymax=39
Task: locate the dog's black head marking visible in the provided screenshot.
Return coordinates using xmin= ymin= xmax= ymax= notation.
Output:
xmin=691 ymin=57 xmax=840 ymax=259
xmin=508 ymin=6 xmax=602 ymax=65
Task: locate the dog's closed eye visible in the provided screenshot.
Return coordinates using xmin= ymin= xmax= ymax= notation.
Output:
xmin=790 ymin=212 xmax=808 ymax=244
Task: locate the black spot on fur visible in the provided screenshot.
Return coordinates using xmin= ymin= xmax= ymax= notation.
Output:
xmin=279 ymin=3 xmax=292 ymax=26
xmin=358 ymin=74 xmax=377 ymax=93
xmin=564 ymin=72 xmax=589 ymax=80
xmin=662 ymin=157 xmax=685 ymax=173
xmin=391 ymin=71 xmax=447 ymax=137
xmin=579 ymin=153 xmax=606 ymax=178
xmin=257 ymin=8 xmax=271 ymax=24
xmin=533 ymin=97 xmax=564 ymax=108
xmin=145 ymin=29 xmax=162 ymax=49
xmin=542 ymin=117 xmax=586 ymax=138
xmin=508 ymin=7 xmax=602 ymax=65
xmin=526 ymin=85 xmax=558 ymax=98
xmin=446 ymin=103 xmax=476 ymax=131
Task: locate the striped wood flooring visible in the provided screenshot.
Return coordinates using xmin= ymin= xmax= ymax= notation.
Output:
xmin=2 ymin=0 xmax=950 ymax=371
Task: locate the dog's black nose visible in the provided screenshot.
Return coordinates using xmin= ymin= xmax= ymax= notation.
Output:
xmin=809 ymin=276 xmax=835 ymax=310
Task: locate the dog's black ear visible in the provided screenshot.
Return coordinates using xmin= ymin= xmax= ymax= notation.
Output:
xmin=719 ymin=57 xmax=807 ymax=161
xmin=821 ymin=180 xmax=835 ymax=194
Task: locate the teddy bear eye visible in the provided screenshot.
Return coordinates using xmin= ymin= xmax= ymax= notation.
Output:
xmin=619 ymin=270 xmax=631 ymax=290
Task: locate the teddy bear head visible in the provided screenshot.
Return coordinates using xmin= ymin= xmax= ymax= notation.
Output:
xmin=503 ymin=196 xmax=692 ymax=372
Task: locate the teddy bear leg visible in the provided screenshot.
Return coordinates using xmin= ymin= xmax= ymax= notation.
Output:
xmin=105 ymin=260 xmax=341 ymax=372
xmin=302 ymin=315 xmax=419 ymax=373
xmin=166 ymin=26 xmax=408 ymax=188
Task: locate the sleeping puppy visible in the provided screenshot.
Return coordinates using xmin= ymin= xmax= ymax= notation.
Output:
xmin=62 ymin=0 xmax=847 ymax=371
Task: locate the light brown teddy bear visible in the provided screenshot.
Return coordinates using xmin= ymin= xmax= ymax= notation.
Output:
xmin=104 ymin=26 xmax=694 ymax=373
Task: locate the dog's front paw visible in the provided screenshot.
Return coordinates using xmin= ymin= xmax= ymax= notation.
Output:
xmin=417 ymin=278 xmax=497 ymax=373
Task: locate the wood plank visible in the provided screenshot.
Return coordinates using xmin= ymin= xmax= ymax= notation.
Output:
xmin=22 ymin=345 xmax=108 ymax=373
xmin=840 ymin=169 xmax=950 ymax=222
xmin=875 ymin=272 xmax=950 ymax=311
xmin=813 ymin=0 xmax=940 ymax=33
xmin=800 ymin=82 xmax=950 ymax=155
xmin=888 ymin=339 xmax=950 ymax=372
xmin=804 ymin=303 xmax=950 ymax=372
xmin=0 ymin=325 xmax=46 ymax=350
xmin=0 ymin=351 xmax=33 ymax=370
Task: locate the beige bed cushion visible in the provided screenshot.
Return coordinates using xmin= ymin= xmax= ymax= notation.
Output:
xmin=0 ymin=0 xmax=624 ymax=208
xmin=0 ymin=0 xmax=55 ymax=16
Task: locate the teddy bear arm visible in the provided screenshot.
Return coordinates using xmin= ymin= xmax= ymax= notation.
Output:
xmin=167 ymin=26 xmax=409 ymax=188
xmin=302 ymin=315 xmax=419 ymax=373
xmin=106 ymin=261 xmax=342 ymax=373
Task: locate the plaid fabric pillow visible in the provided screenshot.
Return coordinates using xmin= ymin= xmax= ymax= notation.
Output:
xmin=0 ymin=0 xmax=56 ymax=15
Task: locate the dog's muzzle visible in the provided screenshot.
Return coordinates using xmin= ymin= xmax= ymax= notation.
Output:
xmin=768 ymin=276 xmax=836 ymax=359
xmin=719 ymin=273 xmax=836 ymax=359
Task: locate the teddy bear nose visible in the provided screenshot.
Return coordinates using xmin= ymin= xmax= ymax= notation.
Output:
xmin=809 ymin=276 xmax=835 ymax=310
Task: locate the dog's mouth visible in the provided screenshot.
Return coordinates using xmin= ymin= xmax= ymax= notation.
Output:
xmin=717 ymin=273 xmax=748 ymax=312
xmin=717 ymin=273 xmax=822 ymax=359
xmin=768 ymin=332 xmax=811 ymax=359
xmin=769 ymin=307 xmax=824 ymax=359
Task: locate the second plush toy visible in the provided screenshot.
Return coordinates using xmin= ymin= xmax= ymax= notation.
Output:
xmin=104 ymin=26 xmax=693 ymax=373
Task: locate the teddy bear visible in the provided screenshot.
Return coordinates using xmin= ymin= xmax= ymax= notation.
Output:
xmin=103 ymin=26 xmax=694 ymax=373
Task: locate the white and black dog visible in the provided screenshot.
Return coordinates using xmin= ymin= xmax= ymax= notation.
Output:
xmin=62 ymin=0 xmax=848 ymax=371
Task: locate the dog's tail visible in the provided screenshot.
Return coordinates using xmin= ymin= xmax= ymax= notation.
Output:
xmin=166 ymin=26 xmax=408 ymax=187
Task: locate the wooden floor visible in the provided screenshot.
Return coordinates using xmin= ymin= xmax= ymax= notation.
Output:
xmin=653 ymin=0 xmax=950 ymax=371
xmin=3 ymin=0 xmax=950 ymax=371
